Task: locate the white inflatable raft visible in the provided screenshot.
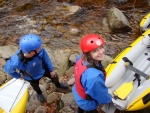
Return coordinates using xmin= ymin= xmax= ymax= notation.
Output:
xmin=0 ymin=78 xmax=29 ymax=113
xmin=105 ymin=29 xmax=150 ymax=111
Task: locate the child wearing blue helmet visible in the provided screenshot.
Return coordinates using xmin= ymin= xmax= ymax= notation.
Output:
xmin=4 ymin=34 xmax=68 ymax=103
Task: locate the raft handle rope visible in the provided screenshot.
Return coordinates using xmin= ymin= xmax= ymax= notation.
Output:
xmin=0 ymin=79 xmax=29 ymax=111
xmin=9 ymin=81 xmax=26 ymax=112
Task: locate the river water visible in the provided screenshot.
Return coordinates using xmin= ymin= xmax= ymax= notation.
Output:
xmin=0 ymin=0 xmax=150 ymax=113
xmin=0 ymin=0 xmax=149 ymax=58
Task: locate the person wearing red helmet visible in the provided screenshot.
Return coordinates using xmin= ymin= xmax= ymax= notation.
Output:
xmin=72 ymin=34 xmax=112 ymax=113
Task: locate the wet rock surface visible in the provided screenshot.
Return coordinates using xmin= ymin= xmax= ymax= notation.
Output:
xmin=0 ymin=0 xmax=149 ymax=57
xmin=0 ymin=0 xmax=150 ymax=113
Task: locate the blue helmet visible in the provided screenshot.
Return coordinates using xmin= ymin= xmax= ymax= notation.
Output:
xmin=19 ymin=34 xmax=42 ymax=54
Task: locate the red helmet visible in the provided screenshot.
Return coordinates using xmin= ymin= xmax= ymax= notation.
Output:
xmin=80 ymin=34 xmax=105 ymax=53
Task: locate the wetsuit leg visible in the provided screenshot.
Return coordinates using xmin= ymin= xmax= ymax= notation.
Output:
xmin=85 ymin=109 xmax=98 ymax=113
xmin=27 ymin=79 xmax=42 ymax=94
xmin=43 ymin=69 xmax=61 ymax=86
xmin=78 ymin=107 xmax=84 ymax=113
xmin=78 ymin=107 xmax=98 ymax=113
xmin=43 ymin=69 xmax=68 ymax=88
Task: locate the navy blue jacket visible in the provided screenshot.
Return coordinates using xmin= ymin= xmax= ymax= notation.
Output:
xmin=4 ymin=48 xmax=54 ymax=80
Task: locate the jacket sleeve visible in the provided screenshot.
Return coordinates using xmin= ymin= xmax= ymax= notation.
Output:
xmin=4 ymin=55 xmax=21 ymax=79
xmin=84 ymin=69 xmax=112 ymax=104
xmin=42 ymin=49 xmax=54 ymax=72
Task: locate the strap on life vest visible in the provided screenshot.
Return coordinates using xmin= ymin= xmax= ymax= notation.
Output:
xmin=74 ymin=58 xmax=87 ymax=99
xmin=17 ymin=50 xmax=34 ymax=64
xmin=17 ymin=50 xmax=35 ymax=80
xmin=74 ymin=58 xmax=106 ymax=99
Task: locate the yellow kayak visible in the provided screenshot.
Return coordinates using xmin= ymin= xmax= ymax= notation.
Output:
xmin=0 ymin=78 xmax=29 ymax=113
xmin=106 ymin=29 xmax=150 ymax=111
xmin=140 ymin=13 xmax=150 ymax=32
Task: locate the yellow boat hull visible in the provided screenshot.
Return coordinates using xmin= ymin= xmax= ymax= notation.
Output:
xmin=0 ymin=79 xmax=29 ymax=113
xmin=140 ymin=13 xmax=150 ymax=32
xmin=106 ymin=29 xmax=150 ymax=111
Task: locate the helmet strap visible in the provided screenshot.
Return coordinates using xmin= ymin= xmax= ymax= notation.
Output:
xmin=34 ymin=50 xmax=38 ymax=56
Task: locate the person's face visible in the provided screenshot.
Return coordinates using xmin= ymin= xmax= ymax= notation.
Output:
xmin=24 ymin=46 xmax=42 ymax=58
xmin=36 ymin=46 xmax=42 ymax=53
xmin=89 ymin=46 xmax=105 ymax=61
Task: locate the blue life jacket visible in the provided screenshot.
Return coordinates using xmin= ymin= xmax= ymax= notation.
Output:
xmin=17 ymin=50 xmax=43 ymax=80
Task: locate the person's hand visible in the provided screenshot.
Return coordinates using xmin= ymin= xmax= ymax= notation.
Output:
xmin=20 ymin=74 xmax=24 ymax=80
xmin=50 ymin=71 xmax=56 ymax=78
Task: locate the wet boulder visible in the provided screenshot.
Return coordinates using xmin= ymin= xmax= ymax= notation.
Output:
xmin=108 ymin=7 xmax=132 ymax=33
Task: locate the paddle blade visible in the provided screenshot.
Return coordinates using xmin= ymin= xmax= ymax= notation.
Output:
xmin=113 ymin=81 xmax=133 ymax=100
